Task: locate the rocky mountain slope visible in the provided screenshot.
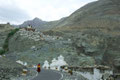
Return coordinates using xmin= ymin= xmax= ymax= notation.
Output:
xmin=44 ymin=0 xmax=120 ymax=72
xmin=7 ymin=29 xmax=95 ymax=67
xmin=53 ymin=0 xmax=120 ymax=34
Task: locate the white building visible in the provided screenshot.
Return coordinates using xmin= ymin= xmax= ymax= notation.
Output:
xmin=50 ymin=58 xmax=58 ymax=70
xmin=50 ymin=55 xmax=68 ymax=70
xmin=57 ymin=55 xmax=68 ymax=70
xmin=42 ymin=60 xmax=50 ymax=69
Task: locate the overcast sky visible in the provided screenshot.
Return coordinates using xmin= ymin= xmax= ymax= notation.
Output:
xmin=0 ymin=0 xmax=97 ymax=24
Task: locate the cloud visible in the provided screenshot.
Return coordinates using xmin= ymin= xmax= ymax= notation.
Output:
xmin=0 ymin=6 xmax=30 ymax=24
xmin=0 ymin=0 xmax=30 ymax=24
xmin=15 ymin=0 xmax=97 ymax=21
xmin=0 ymin=0 xmax=97 ymax=24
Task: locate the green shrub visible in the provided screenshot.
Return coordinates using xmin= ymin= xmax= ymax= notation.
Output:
xmin=8 ymin=28 xmax=19 ymax=38
xmin=1 ymin=28 xmax=19 ymax=55
xmin=3 ymin=43 xmax=8 ymax=50
xmin=0 ymin=49 xmax=5 ymax=55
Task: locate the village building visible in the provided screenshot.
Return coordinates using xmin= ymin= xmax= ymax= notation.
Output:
xmin=20 ymin=25 xmax=35 ymax=32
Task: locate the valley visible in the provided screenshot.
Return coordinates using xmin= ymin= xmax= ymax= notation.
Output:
xmin=0 ymin=0 xmax=120 ymax=80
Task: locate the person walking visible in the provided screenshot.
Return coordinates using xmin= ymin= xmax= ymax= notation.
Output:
xmin=37 ymin=63 xmax=41 ymax=73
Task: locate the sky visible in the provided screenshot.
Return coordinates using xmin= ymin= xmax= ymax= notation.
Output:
xmin=0 ymin=0 xmax=97 ymax=24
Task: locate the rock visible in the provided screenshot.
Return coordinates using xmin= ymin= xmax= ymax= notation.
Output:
xmin=31 ymin=46 xmax=36 ymax=50
xmin=16 ymin=60 xmax=24 ymax=65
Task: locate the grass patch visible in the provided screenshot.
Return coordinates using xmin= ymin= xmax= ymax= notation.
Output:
xmin=1 ymin=28 xmax=19 ymax=55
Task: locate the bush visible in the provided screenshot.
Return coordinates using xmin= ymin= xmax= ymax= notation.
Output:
xmin=3 ymin=43 xmax=8 ymax=50
xmin=1 ymin=28 xmax=19 ymax=55
xmin=8 ymin=28 xmax=19 ymax=38
xmin=0 ymin=49 xmax=5 ymax=55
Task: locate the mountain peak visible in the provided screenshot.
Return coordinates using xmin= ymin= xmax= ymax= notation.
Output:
xmin=33 ymin=17 xmax=42 ymax=21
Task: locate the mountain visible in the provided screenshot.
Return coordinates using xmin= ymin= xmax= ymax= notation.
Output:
xmin=2 ymin=0 xmax=120 ymax=74
xmin=19 ymin=17 xmax=66 ymax=31
xmin=19 ymin=0 xmax=120 ymax=35
xmin=20 ymin=17 xmax=46 ymax=28
xmin=52 ymin=0 xmax=120 ymax=35
xmin=17 ymin=0 xmax=120 ymax=71
xmin=49 ymin=0 xmax=120 ymax=72
xmin=19 ymin=0 xmax=120 ymax=34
